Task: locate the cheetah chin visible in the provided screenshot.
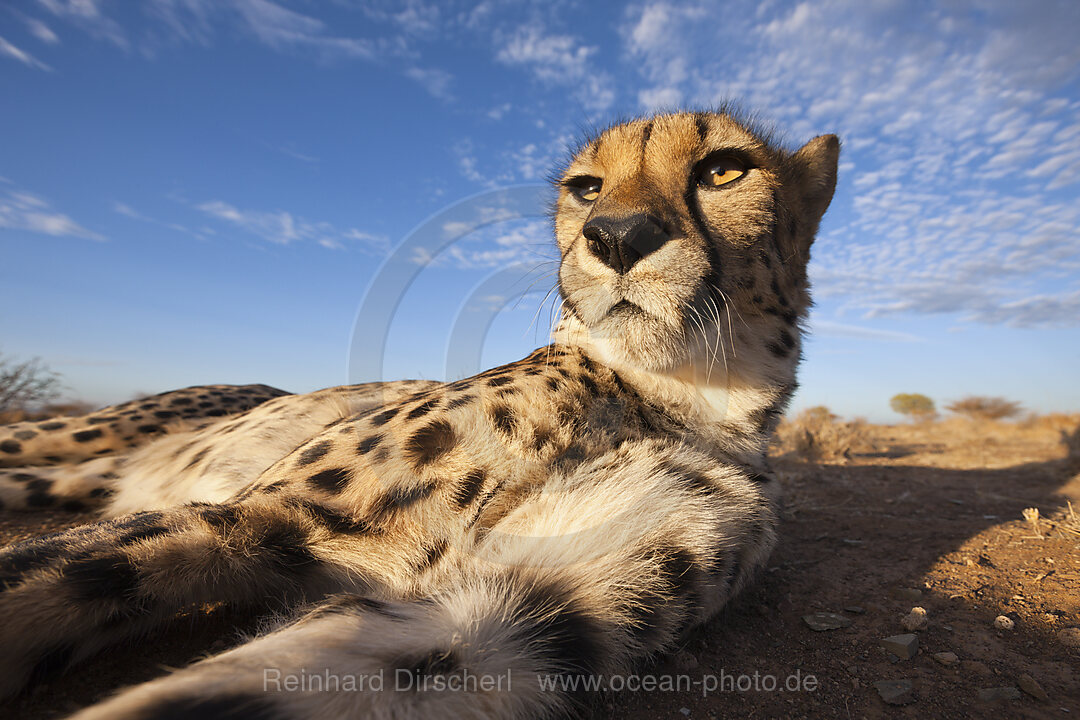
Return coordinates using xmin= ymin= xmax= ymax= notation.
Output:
xmin=0 ymin=107 xmax=838 ymax=720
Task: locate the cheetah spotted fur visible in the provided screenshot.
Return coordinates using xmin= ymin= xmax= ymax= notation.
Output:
xmin=0 ymin=109 xmax=838 ymax=720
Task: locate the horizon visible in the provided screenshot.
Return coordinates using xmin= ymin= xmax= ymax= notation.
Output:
xmin=2 ymin=0 xmax=1079 ymax=424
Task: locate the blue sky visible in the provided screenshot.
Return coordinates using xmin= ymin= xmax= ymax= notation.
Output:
xmin=1 ymin=0 xmax=1078 ymax=422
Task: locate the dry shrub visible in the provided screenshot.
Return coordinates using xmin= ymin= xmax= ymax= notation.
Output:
xmin=0 ymin=400 xmax=96 ymax=425
xmin=773 ymin=406 xmax=872 ymax=462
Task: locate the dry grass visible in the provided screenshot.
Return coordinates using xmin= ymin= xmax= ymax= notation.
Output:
xmin=772 ymin=406 xmax=876 ymax=462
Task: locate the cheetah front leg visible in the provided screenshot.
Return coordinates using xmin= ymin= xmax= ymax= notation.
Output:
xmin=0 ymin=493 xmax=383 ymax=700
xmin=65 ymin=440 xmax=778 ymax=720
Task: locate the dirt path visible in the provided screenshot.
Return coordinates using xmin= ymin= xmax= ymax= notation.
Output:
xmin=5 ymin=422 xmax=1079 ymax=719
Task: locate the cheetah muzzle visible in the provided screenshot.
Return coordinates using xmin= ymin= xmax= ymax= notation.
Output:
xmin=0 ymin=108 xmax=838 ymax=720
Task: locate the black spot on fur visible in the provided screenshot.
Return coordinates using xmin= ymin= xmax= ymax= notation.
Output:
xmin=154 ymin=410 xmax=177 ymax=419
xmin=26 ymin=478 xmax=56 ymax=507
xmin=370 ymin=482 xmax=436 ymax=523
xmin=1 ymin=440 xmax=23 ymax=454
xmin=452 ymin=469 xmax=486 ymax=509
xmin=357 ymin=434 xmax=383 ymax=455
xmin=306 ymin=467 xmax=352 ymax=494
xmin=313 ymin=594 xmax=397 ymax=619
xmin=406 ymin=399 xmax=439 ymax=420
xmin=60 ymin=500 xmax=87 ymax=512
xmin=172 ymin=397 xmax=193 ymax=406
xmin=87 ymin=416 xmax=111 ymax=424
xmin=580 ymin=374 xmax=599 ymax=396
xmin=290 ymin=499 xmax=374 ymax=534
xmin=398 ymin=649 xmax=459 ymax=684
xmin=134 ymin=694 xmax=283 ymax=720
xmin=546 ymin=377 xmax=561 ymax=392
xmin=370 ymin=407 xmax=399 ymax=426
xmin=137 ymin=424 xmax=162 ymax=434
xmin=490 ymin=404 xmax=516 ymax=437
xmin=260 ymin=524 xmax=318 ymax=574
xmin=185 ymin=447 xmax=210 ymax=471
xmin=38 ymin=421 xmax=66 ymax=431
xmin=513 ymin=577 xmax=603 ymax=675
xmin=766 ymin=340 xmax=790 ymax=357
xmin=416 ymin=539 xmax=448 ymax=570
xmin=90 ymin=487 xmax=115 ymax=498
xmin=206 ymin=409 xmax=227 ymax=417
xmin=65 ymin=554 xmax=140 ymax=602
xmin=487 ymin=376 xmax=514 ymax=388
xmin=778 ymin=328 xmax=795 ymax=349
xmin=198 ymin=504 xmax=243 ymax=531
xmin=297 ymin=440 xmax=333 ymax=466
xmin=117 ymin=522 xmax=171 ymax=546
xmin=406 ymin=420 xmax=457 ymax=467
xmin=446 ymin=394 xmax=475 ymax=410
xmin=14 ymin=429 xmax=37 ymax=440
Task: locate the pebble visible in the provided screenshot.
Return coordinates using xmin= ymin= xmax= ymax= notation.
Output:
xmin=844 ymin=605 xmax=865 ymax=614
xmin=961 ymin=660 xmax=992 ymax=676
xmin=803 ymin=612 xmax=853 ymax=631
xmin=902 ymin=607 xmax=928 ymax=631
xmin=933 ymin=651 xmax=959 ymax=667
xmin=880 ymin=634 xmax=918 ymax=660
xmin=679 ymin=708 xmax=691 ymax=717
xmin=673 ymin=649 xmax=699 ymax=672
xmin=994 ymin=615 xmax=1015 ymax=631
xmin=977 ymin=686 xmax=1021 ymax=702
xmin=1017 ymin=673 xmax=1049 ymax=702
xmin=873 ymin=679 xmax=914 ymax=705
xmin=1058 ymin=627 xmax=1080 ymax=648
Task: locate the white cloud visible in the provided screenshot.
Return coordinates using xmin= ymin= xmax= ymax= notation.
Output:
xmin=26 ymin=18 xmax=60 ymax=44
xmin=0 ymin=183 xmax=103 ymax=240
xmin=495 ymin=23 xmax=614 ymax=113
xmin=405 ymin=66 xmax=454 ymax=100
xmin=0 ymin=36 xmax=52 ymax=70
xmin=37 ymin=0 xmax=128 ymax=48
xmin=613 ymin=0 xmax=1080 ymax=328
xmin=196 ymin=199 xmax=387 ymax=251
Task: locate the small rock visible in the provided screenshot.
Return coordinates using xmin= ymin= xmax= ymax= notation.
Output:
xmin=961 ymin=660 xmax=992 ymax=676
xmin=977 ymin=686 xmax=1021 ymax=702
xmin=679 ymin=708 xmax=691 ymax=717
xmin=673 ymin=649 xmax=699 ymax=672
xmin=1017 ymin=673 xmax=1049 ymax=702
xmin=803 ymin=612 xmax=853 ymax=631
xmin=933 ymin=651 xmax=960 ymax=667
xmin=893 ymin=588 xmax=923 ymax=602
xmin=994 ymin=615 xmax=1015 ymax=631
xmin=902 ymin=607 xmax=928 ymax=631
xmin=873 ymin=679 xmax=914 ymax=705
xmin=1058 ymin=627 xmax=1080 ymax=648
xmin=845 ymin=605 xmax=865 ymax=614
xmin=880 ymin=634 xmax=918 ymax=659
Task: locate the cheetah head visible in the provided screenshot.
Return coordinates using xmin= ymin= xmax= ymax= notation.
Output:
xmin=554 ymin=110 xmax=839 ymax=383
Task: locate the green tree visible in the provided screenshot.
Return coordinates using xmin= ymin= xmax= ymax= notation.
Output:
xmin=890 ymin=393 xmax=937 ymax=422
xmin=946 ymin=396 xmax=1022 ymax=421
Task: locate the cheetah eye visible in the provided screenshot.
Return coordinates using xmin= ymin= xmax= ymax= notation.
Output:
xmin=564 ymin=176 xmax=602 ymax=202
xmin=696 ymin=157 xmax=746 ymax=188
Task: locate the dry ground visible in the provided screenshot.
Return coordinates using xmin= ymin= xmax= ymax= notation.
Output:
xmin=4 ymin=416 xmax=1079 ymax=719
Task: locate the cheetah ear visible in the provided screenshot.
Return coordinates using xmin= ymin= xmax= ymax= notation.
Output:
xmin=790 ymin=134 xmax=840 ymax=224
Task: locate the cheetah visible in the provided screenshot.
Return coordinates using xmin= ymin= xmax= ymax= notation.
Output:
xmin=0 ymin=108 xmax=838 ymax=720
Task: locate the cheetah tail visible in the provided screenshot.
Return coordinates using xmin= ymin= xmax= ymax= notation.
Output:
xmin=67 ymin=570 xmax=620 ymax=720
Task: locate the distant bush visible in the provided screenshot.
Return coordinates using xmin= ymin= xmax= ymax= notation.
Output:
xmin=0 ymin=352 xmax=61 ymax=416
xmin=773 ymin=406 xmax=871 ymax=462
xmin=890 ymin=393 xmax=937 ymax=422
xmin=947 ymin=396 xmax=1022 ymax=421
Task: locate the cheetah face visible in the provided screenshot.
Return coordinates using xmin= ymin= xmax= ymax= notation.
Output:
xmin=555 ymin=111 xmax=839 ymax=374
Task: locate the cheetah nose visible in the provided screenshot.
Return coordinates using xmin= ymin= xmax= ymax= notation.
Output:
xmin=582 ymin=213 xmax=670 ymax=274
